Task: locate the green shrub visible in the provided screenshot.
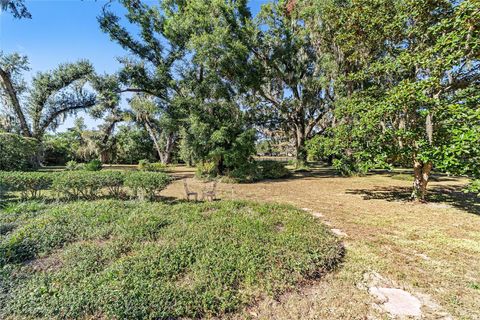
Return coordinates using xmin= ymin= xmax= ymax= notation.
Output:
xmin=466 ymin=179 xmax=480 ymax=197
xmin=223 ymin=129 xmax=257 ymax=171
xmin=0 ymin=133 xmax=39 ymax=171
xmin=97 ymin=171 xmax=126 ymax=198
xmin=195 ymin=161 xmax=218 ymax=178
xmin=138 ymin=159 xmax=166 ymax=172
xmin=124 ymin=171 xmax=171 ymax=200
xmin=257 ymin=160 xmax=290 ymax=179
xmin=52 ymin=171 xmax=103 ymax=200
xmin=332 ymin=158 xmax=362 ymax=176
xmin=138 ymin=159 xmax=150 ymax=170
xmin=0 ymin=171 xmax=53 ymax=199
xmin=84 ymin=159 xmax=102 ymax=171
xmin=65 ymin=160 xmax=79 ymax=171
xmin=229 ymin=161 xmax=289 ymax=183
xmin=52 ymin=171 xmax=125 ymax=200
xmin=306 ymin=135 xmax=327 ymax=162
xmin=1 ymin=171 xmax=172 ymax=201
xmin=229 ymin=162 xmax=260 ymax=183
xmin=76 ymin=163 xmax=86 ymax=170
xmin=65 ymin=160 xmax=101 ymax=172
xmin=148 ymin=162 xmax=167 ymax=172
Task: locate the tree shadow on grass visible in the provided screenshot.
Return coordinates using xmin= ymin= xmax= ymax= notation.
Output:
xmin=0 ymin=195 xmax=193 ymax=209
xmin=346 ymin=185 xmax=480 ymax=216
xmin=255 ymin=167 xmax=345 ymax=184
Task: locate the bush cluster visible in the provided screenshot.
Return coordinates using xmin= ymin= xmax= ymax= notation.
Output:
xmin=0 ymin=133 xmax=39 ymax=171
xmin=65 ymin=160 xmax=102 ymax=171
xmin=466 ymin=179 xmax=480 ymax=197
xmin=138 ymin=159 xmax=167 ymax=172
xmin=124 ymin=171 xmax=171 ymax=200
xmin=51 ymin=171 xmax=123 ymax=200
xmin=257 ymin=160 xmax=290 ymax=179
xmin=0 ymin=171 xmax=171 ymax=201
xmin=229 ymin=160 xmax=290 ymax=183
xmin=0 ymin=171 xmax=52 ymax=199
xmin=195 ymin=161 xmax=218 ymax=178
xmin=84 ymin=159 xmax=103 ymax=171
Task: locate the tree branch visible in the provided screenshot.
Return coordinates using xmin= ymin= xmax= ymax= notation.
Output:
xmin=38 ymin=100 xmax=96 ymax=138
xmin=0 ymin=66 xmax=32 ymax=136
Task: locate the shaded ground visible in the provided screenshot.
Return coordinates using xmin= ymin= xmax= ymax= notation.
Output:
xmin=162 ymin=164 xmax=480 ymax=319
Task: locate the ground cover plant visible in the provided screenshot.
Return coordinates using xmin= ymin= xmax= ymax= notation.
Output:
xmin=0 ymin=200 xmax=343 ymax=319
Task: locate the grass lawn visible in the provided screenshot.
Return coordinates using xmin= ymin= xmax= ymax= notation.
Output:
xmin=0 ymin=199 xmax=343 ymax=319
xmin=2 ymin=164 xmax=479 ymax=319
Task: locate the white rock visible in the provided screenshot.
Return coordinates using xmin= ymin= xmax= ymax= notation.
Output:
xmin=416 ymin=253 xmax=430 ymax=261
xmin=369 ymin=287 xmax=422 ymax=317
xmin=331 ymin=228 xmax=348 ymax=237
xmin=311 ymin=211 xmax=324 ymax=218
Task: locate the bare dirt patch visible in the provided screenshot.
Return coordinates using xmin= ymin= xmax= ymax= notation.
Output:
xmin=25 ymin=250 xmax=63 ymax=273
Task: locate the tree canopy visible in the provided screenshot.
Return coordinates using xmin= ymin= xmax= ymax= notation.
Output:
xmin=1 ymin=0 xmax=31 ymax=19
xmin=301 ymin=0 xmax=480 ymax=200
xmin=0 ymin=52 xmax=96 ymax=141
xmin=1 ymin=0 xmax=479 ymax=199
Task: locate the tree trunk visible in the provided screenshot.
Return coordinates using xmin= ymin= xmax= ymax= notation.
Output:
xmin=100 ymin=151 xmax=109 ymax=163
xmin=295 ymin=128 xmax=307 ymax=166
xmin=411 ymin=160 xmax=433 ymax=201
xmin=159 ymin=132 xmax=175 ymax=165
xmin=143 ymin=122 xmax=164 ymax=163
xmin=0 ymin=67 xmax=32 ymax=137
xmin=217 ymin=156 xmax=225 ymax=176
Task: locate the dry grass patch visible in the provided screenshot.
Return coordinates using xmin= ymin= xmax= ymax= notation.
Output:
xmin=162 ymin=164 xmax=480 ymax=319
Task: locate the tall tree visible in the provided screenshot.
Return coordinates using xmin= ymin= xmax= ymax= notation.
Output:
xmin=248 ymin=1 xmax=335 ymax=164
xmin=164 ymin=0 xmax=335 ymax=165
xmin=98 ymin=0 xmax=185 ymax=164
xmin=129 ymin=94 xmax=179 ymax=164
xmin=308 ymin=0 xmax=480 ymax=200
xmin=0 ymin=52 xmax=96 ymax=141
xmin=163 ymin=0 xmax=258 ymax=172
xmin=1 ymin=0 xmax=31 ymax=19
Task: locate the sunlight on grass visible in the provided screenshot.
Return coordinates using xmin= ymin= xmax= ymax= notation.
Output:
xmin=0 ymin=200 xmax=343 ymax=319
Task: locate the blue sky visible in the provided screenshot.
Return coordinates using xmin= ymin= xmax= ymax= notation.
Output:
xmin=0 ymin=0 xmax=267 ymax=131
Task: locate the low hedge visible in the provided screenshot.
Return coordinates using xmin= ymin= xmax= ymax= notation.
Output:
xmin=0 ymin=171 xmax=52 ymax=199
xmin=51 ymin=171 xmax=125 ymax=200
xmin=0 ymin=171 xmax=171 ymax=201
xmin=124 ymin=171 xmax=171 ymax=200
